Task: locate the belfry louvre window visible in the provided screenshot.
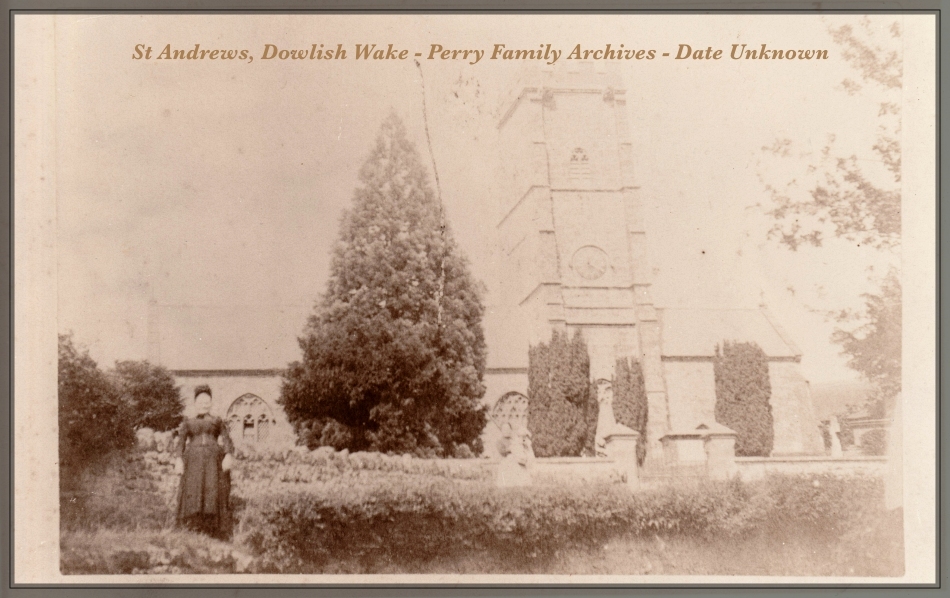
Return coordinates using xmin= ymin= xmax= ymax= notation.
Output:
xmin=569 ymin=147 xmax=591 ymax=179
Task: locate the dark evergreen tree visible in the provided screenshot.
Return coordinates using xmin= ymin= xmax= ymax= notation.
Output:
xmin=713 ymin=341 xmax=774 ymax=457
xmin=280 ymin=114 xmax=487 ymax=457
xmin=111 ymin=360 xmax=183 ymax=432
xmin=612 ymin=357 xmax=649 ymax=465
xmin=527 ymin=329 xmax=597 ymax=457
xmin=59 ymin=334 xmax=134 ymax=474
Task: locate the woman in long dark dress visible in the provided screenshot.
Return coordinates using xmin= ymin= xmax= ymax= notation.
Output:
xmin=174 ymin=384 xmax=234 ymax=539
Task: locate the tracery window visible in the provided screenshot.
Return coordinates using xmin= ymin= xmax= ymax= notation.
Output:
xmin=491 ymin=392 xmax=529 ymax=433
xmin=226 ymin=393 xmax=276 ymax=444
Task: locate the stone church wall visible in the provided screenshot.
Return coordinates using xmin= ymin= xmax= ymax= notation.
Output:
xmin=662 ymin=360 xmax=717 ymax=431
xmin=768 ymin=362 xmax=825 ymax=455
xmin=662 ymin=359 xmax=825 ymax=456
xmin=174 ymin=372 xmax=295 ymax=450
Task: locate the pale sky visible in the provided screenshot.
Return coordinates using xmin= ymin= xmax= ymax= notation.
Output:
xmin=42 ymin=13 xmax=913 ymax=383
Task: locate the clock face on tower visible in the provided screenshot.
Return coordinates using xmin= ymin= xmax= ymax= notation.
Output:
xmin=571 ymin=245 xmax=609 ymax=281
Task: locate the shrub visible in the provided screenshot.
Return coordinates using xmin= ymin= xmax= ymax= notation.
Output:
xmin=60 ymin=452 xmax=174 ymax=532
xmin=111 ymin=360 xmax=183 ymax=432
xmin=240 ymin=472 xmax=888 ymax=573
xmin=59 ymin=334 xmax=135 ymax=479
xmin=612 ymin=357 xmax=649 ymax=465
xmin=527 ymin=329 xmax=597 ymax=457
xmin=713 ymin=341 xmax=774 ymax=457
xmin=860 ymin=429 xmax=888 ymax=456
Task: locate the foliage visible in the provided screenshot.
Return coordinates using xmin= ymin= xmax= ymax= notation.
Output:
xmin=526 ymin=329 xmax=597 ymax=457
xmin=831 ymin=269 xmax=901 ymax=418
xmin=111 ymin=360 xmax=183 ymax=432
xmin=279 ymin=113 xmax=487 ymax=457
xmin=860 ymin=429 xmax=888 ymax=456
xmin=61 ymin=528 xmax=246 ymax=575
xmin=242 ymin=472 xmax=887 ymax=574
xmin=60 ymin=451 xmax=174 ymax=532
xmin=612 ymin=357 xmax=649 ymax=465
xmin=59 ymin=334 xmax=135 ymax=476
xmin=759 ymin=16 xmax=902 ymax=416
xmin=713 ymin=341 xmax=774 ymax=457
xmin=761 ymin=18 xmax=902 ymax=252
xmin=63 ymin=446 xmax=900 ymax=576
xmin=232 ymin=446 xmax=494 ymax=489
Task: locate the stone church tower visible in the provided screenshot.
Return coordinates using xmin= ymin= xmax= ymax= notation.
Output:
xmin=481 ymin=62 xmax=824 ymax=460
xmin=490 ymin=62 xmax=669 ymax=455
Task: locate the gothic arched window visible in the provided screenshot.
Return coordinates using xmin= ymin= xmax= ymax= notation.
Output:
xmin=226 ymin=393 xmax=276 ymax=445
xmin=491 ymin=392 xmax=529 ymax=433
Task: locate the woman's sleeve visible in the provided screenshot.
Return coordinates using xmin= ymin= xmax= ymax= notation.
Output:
xmin=218 ymin=418 xmax=235 ymax=455
xmin=175 ymin=420 xmax=189 ymax=459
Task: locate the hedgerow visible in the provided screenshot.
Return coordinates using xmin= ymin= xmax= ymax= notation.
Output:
xmin=66 ymin=445 xmax=897 ymax=575
xmin=241 ymin=472 xmax=886 ymax=573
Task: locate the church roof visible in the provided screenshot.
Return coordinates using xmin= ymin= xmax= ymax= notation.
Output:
xmin=152 ymin=304 xmax=308 ymax=371
xmin=151 ymin=304 xmax=800 ymax=372
xmin=658 ymin=307 xmax=801 ymax=359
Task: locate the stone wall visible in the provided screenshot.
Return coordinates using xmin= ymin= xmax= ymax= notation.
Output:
xmin=736 ymin=456 xmax=887 ymax=480
xmin=661 ymin=360 xmax=824 ymax=457
xmin=530 ymin=457 xmax=624 ymax=485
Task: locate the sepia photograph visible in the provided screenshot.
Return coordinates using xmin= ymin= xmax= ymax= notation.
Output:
xmin=12 ymin=11 xmax=937 ymax=584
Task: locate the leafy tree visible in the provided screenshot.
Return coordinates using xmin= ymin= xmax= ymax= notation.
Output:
xmin=762 ymin=18 xmax=901 ymax=252
xmin=713 ymin=341 xmax=774 ymax=457
xmin=612 ymin=357 xmax=648 ymax=466
xmin=760 ymin=17 xmax=902 ymax=414
xmin=527 ymin=329 xmax=597 ymax=457
xmin=280 ymin=113 xmax=487 ymax=457
xmin=111 ymin=360 xmax=183 ymax=432
xmin=831 ymin=269 xmax=901 ymax=418
xmin=59 ymin=333 xmax=134 ymax=474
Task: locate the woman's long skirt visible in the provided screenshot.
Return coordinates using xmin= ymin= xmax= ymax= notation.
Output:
xmin=176 ymin=445 xmax=230 ymax=538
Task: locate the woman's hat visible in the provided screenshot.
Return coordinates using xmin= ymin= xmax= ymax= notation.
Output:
xmin=194 ymin=384 xmax=212 ymax=399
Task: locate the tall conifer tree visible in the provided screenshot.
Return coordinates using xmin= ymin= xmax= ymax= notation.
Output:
xmin=280 ymin=114 xmax=487 ymax=457
xmin=612 ymin=357 xmax=649 ymax=465
xmin=713 ymin=341 xmax=774 ymax=457
xmin=527 ymin=329 xmax=597 ymax=457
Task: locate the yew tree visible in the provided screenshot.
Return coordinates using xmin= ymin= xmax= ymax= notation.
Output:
xmin=612 ymin=357 xmax=649 ymax=465
xmin=527 ymin=329 xmax=597 ymax=457
xmin=280 ymin=114 xmax=487 ymax=457
xmin=713 ymin=341 xmax=774 ymax=457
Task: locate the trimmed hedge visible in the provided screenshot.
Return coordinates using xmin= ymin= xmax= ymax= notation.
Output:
xmin=242 ymin=473 xmax=886 ymax=573
xmin=713 ymin=341 xmax=774 ymax=457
